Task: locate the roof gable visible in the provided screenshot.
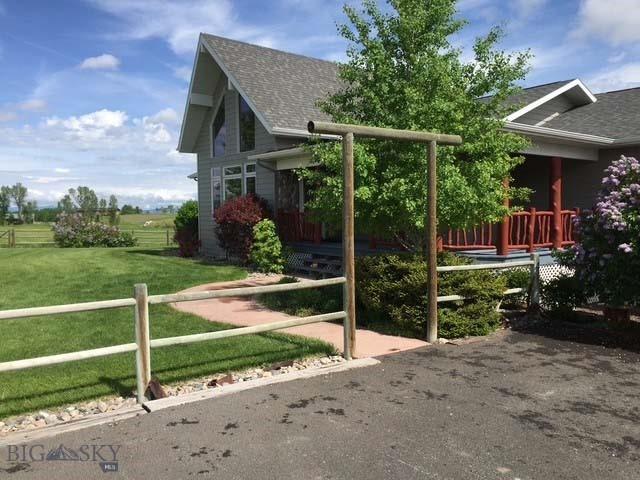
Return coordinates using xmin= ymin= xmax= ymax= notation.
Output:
xmin=544 ymin=87 xmax=640 ymax=139
xmin=505 ymin=79 xmax=597 ymax=123
xmin=202 ymin=34 xmax=340 ymax=134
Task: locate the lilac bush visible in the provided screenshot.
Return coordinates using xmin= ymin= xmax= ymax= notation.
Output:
xmin=559 ymin=155 xmax=640 ymax=307
xmin=53 ymin=213 xmax=137 ymax=248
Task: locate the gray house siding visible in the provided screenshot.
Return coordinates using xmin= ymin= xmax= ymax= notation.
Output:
xmin=513 ymin=147 xmax=640 ymax=213
xmin=195 ymin=79 xmax=300 ymax=257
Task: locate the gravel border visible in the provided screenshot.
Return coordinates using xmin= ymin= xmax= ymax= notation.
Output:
xmin=0 ymin=355 xmax=344 ymax=437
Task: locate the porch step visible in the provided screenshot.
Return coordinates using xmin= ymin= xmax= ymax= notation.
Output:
xmin=290 ymin=254 xmax=343 ymax=278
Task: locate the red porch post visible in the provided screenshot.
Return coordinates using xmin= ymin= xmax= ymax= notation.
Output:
xmin=497 ymin=177 xmax=510 ymax=256
xmin=550 ymin=156 xmax=563 ymax=249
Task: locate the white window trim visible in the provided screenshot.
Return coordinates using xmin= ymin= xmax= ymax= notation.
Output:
xmin=209 ymin=92 xmax=226 ymax=158
xmin=210 ymin=167 xmax=222 ymax=214
xmin=244 ymin=162 xmax=256 ymax=194
xmin=222 ymin=164 xmax=243 ymax=201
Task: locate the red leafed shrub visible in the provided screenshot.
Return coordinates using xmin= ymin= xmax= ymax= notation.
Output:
xmin=214 ymin=195 xmax=270 ymax=263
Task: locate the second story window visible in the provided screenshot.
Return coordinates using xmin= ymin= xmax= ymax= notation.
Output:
xmin=238 ymin=95 xmax=255 ymax=152
xmin=212 ymin=100 xmax=226 ymax=157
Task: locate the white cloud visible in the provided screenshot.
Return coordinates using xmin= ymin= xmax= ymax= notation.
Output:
xmin=147 ymin=107 xmax=180 ymax=124
xmin=79 ymin=53 xmax=121 ymax=70
xmin=574 ymin=0 xmax=640 ymax=45
xmin=45 ymin=109 xmax=128 ymax=141
xmin=586 ymin=62 xmax=640 ymax=92
xmin=54 ymin=167 xmax=71 ymax=173
xmin=173 ymin=65 xmax=192 ymax=82
xmin=86 ymin=0 xmax=275 ymax=55
xmin=0 ymin=112 xmax=17 ymax=122
xmin=18 ymin=99 xmax=47 ymax=111
xmin=609 ymin=52 xmax=627 ymax=63
xmin=512 ymin=0 xmax=548 ymax=17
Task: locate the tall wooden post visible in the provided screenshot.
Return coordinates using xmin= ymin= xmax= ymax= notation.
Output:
xmin=497 ymin=178 xmax=510 ymax=256
xmin=550 ymin=156 xmax=563 ymax=249
xmin=134 ymin=283 xmax=151 ymax=403
xmin=342 ymin=132 xmax=356 ymax=360
xmin=426 ymin=141 xmax=438 ymax=343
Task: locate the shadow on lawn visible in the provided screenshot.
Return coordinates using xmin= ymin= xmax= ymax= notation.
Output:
xmin=510 ymin=312 xmax=640 ymax=353
xmin=124 ymin=248 xmax=233 ymax=267
xmin=0 ymin=340 xmax=333 ymax=418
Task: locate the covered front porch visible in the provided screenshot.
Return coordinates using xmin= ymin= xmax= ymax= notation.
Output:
xmin=254 ymin=147 xmax=582 ymax=259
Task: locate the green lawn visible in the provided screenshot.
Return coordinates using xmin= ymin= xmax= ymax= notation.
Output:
xmin=0 ymin=248 xmax=334 ymax=418
xmin=0 ymin=213 xmax=176 ymax=248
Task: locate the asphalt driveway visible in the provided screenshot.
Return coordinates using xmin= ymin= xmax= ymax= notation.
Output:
xmin=2 ymin=325 xmax=639 ymax=479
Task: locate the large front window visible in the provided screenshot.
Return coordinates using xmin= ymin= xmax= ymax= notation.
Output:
xmin=238 ymin=96 xmax=255 ymax=152
xmin=212 ymin=101 xmax=226 ymax=157
xmin=223 ymin=165 xmax=242 ymax=200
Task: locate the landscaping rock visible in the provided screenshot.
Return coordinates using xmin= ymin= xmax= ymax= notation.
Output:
xmin=0 ymin=354 xmax=345 ymax=438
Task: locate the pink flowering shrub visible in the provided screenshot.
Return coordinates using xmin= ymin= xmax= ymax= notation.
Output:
xmin=558 ymin=155 xmax=640 ymax=307
xmin=53 ymin=213 xmax=137 ymax=248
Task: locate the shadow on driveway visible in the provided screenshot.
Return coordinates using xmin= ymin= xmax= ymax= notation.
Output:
xmin=2 ymin=326 xmax=639 ymax=479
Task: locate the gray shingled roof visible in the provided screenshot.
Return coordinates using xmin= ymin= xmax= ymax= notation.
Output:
xmin=544 ymin=88 xmax=640 ymax=139
xmin=202 ymin=34 xmax=341 ymax=132
xmin=478 ymin=80 xmax=572 ymax=106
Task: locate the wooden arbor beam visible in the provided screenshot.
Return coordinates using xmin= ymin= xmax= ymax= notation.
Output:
xmin=308 ymin=120 xmax=463 ymax=347
xmin=550 ymin=156 xmax=563 ymax=249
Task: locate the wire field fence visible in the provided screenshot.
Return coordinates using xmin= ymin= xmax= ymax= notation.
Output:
xmin=0 ymin=227 xmax=176 ymax=248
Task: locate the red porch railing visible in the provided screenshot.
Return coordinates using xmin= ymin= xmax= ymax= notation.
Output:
xmin=441 ymin=207 xmax=579 ymax=253
xmin=276 ymin=209 xmax=322 ymax=244
xmin=441 ymin=223 xmax=495 ymax=251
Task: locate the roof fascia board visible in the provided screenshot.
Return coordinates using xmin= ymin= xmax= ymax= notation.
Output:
xmin=505 ymin=79 xmax=598 ymax=123
xmin=200 ymin=38 xmax=275 ymax=135
xmin=177 ymin=36 xmax=204 ymax=152
xmin=271 ymin=126 xmax=340 ymax=140
xmin=610 ymin=136 xmax=640 ymax=147
xmin=248 ymin=147 xmax=308 ymax=161
xmin=504 ymin=121 xmax=614 ymax=145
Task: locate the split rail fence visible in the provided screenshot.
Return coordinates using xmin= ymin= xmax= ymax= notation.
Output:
xmin=0 ymin=228 xmax=175 ymax=248
xmin=0 ymin=277 xmax=349 ymax=403
xmin=0 ymin=254 xmax=540 ymax=405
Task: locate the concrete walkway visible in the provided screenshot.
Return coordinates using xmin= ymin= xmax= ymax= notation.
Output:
xmin=172 ymin=276 xmax=427 ymax=357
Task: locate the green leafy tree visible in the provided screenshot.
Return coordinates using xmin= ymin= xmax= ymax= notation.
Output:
xmin=99 ymin=198 xmax=107 ymax=215
xmin=303 ymin=0 xmax=531 ymax=250
xmin=0 ymin=186 xmax=11 ymax=225
xmin=23 ymin=201 xmax=38 ymax=224
xmin=58 ymin=193 xmax=75 ymax=214
xmin=74 ymin=186 xmax=99 ymax=220
xmin=10 ymin=183 xmax=27 ymax=221
xmin=58 ymin=186 xmax=99 ymax=219
xmin=108 ymin=195 xmax=119 ymax=225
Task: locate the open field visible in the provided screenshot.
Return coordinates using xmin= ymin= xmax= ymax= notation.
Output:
xmin=0 ymin=247 xmax=333 ymax=418
xmin=0 ymin=214 xmax=177 ymax=247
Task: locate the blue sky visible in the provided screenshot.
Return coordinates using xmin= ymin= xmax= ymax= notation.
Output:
xmin=0 ymin=0 xmax=639 ymax=208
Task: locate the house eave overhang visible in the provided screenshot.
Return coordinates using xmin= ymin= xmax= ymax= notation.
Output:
xmin=505 ymin=79 xmax=597 ymax=123
xmin=504 ymin=121 xmax=614 ymax=146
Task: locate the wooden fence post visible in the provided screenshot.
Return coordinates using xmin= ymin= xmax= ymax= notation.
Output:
xmin=342 ymin=132 xmax=355 ymax=360
xmin=166 ymin=228 xmax=170 ymax=246
xmin=528 ymin=253 xmax=540 ymax=311
xmin=134 ymin=283 xmax=151 ymax=403
xmin=11 ymin=229 xmax=15 ymax=248
xmin=426 ymin=140 xmax=438 ymax=343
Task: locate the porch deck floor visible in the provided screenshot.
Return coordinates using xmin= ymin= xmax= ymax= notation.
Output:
xmin=171 ymin=276 xmax=427 ymax=358
xmin=288 ymin=241 xmax=557 ymax=264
